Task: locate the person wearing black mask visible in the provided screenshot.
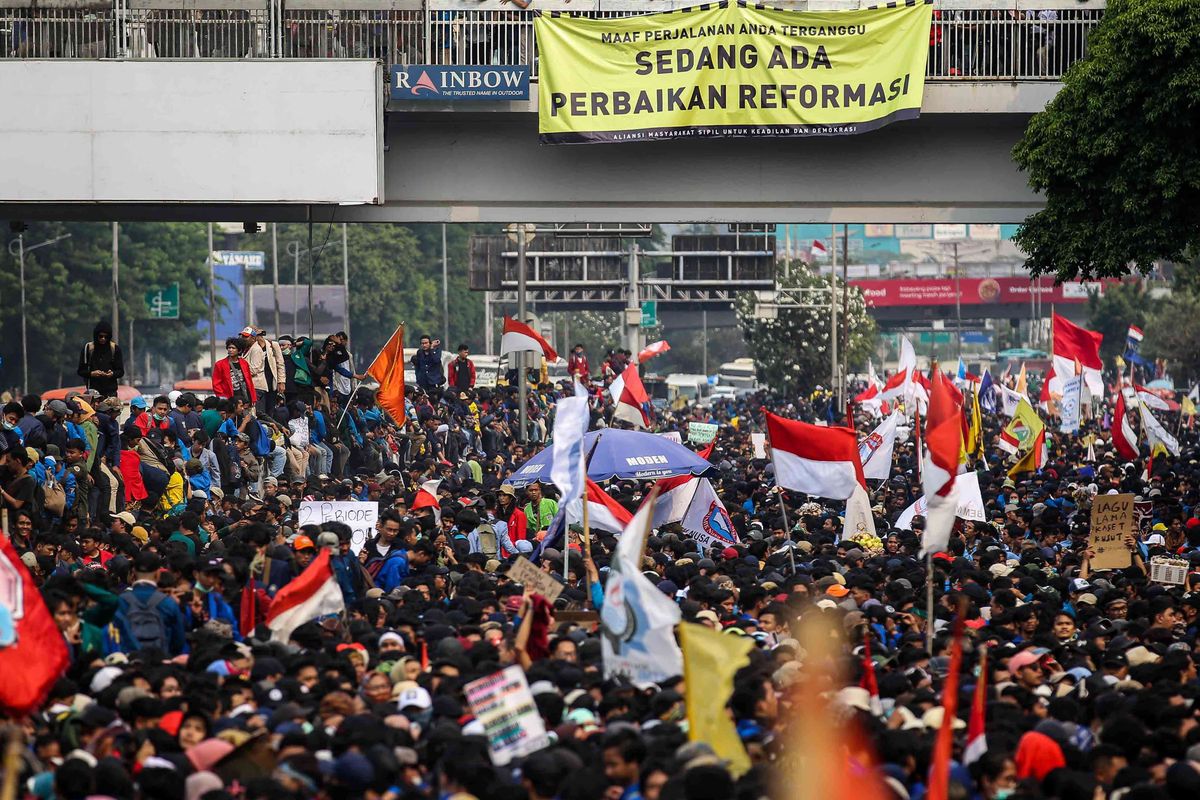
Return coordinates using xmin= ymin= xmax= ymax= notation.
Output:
xmin=77 ymin=321 xmax=125 ymax=401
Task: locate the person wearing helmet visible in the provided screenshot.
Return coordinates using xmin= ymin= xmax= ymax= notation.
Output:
xmin=293 ymin=534 xmax=317 ymax=571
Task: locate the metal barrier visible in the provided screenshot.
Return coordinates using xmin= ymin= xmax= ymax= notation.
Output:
xmin=0 ymin=0 xmax=1104 ymax=84
xmin=0 ymin=0 xmax=114 ymax=57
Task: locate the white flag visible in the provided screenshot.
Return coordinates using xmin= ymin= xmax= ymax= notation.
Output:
xmin=1140 ymin=403 xmax=1180 ymax=457
xmin=895 ymin=472 xmax=986 ymax=532
xmin=601 ymin=503 xmax=682 ymax=683
xmin=859 ymin=411 xmax=900 ymax=482
xmin=843 ymin=483 xmax=878 ymax=541
xmin=681 ymin=479 xmax=740 ymax=552
xmin=1059 ymin=376 xmax=1082 ymax=434
xmin=550 ymin=384 xmax=589 ymax=522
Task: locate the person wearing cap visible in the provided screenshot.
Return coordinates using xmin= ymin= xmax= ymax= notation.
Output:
xmin=292 ymin=534 xmax=317 ymax=571
xmin=76 ymin=320 xmax=125 ymax=400
xmin=211 ymin=336 xmax=257 ymax=405
xmin=193 ymin=557 xmax=242 ymax=641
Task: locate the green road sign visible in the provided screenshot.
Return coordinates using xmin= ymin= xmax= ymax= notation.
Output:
xmin=640 ymin=300 xmax=657 ymax=328
xmin=145 ymin=284 xmax=180 ymax=319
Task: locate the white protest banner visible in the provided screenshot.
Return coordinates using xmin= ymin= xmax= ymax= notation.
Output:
xmin=298 ymin=501 xmax=379 ymax=554
xmin=508 ymin=556 xmax=565 ymax=604
xmin=895 ymin=472 xmax=986 ymax=530
xmin=751 ymin=432 xmax=767 ymax=459
xmin=464 ymin=665 xmax=551 ymax=766
xmin=1059 ymin=375 xmax=1082 ymax=434
xmin=687 ymin=422 xmax=718 ymax=445
xmin=659 ymin=431 xmax=683 ymax=445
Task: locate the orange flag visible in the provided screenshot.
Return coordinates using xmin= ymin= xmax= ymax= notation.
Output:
xmin=368 ymin=323 xmax=406 ymax=425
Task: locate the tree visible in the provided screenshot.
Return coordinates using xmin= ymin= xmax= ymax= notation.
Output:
xmin=1011 ymin=0 xmax=1200 ymax=281
xmin=734 ymin=266 xmax=877 ymax=395
xmin=1143 ymin=291 xmax=1200 ymax=386
xmin=1086 ymin=282 xmax=1148 ymax=365
xmin=0 ymin=221 xmax=217 ymax=393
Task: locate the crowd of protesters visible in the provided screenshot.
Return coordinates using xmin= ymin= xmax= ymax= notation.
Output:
xmin=1 ymin=320 xmax=1200 ymax=800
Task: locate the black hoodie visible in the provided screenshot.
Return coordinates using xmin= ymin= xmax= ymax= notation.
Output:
xmin=77 ymin=321 xmax=125 ymax=397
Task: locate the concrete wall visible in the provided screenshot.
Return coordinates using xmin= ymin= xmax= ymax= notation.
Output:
xmin=0 ymin=60 xmax=384 ymax=204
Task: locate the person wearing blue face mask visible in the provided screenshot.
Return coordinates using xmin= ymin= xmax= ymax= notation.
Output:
xmin=2 ymin=401 xmax=26 ymax=447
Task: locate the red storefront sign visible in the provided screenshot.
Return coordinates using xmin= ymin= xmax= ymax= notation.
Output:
xmin=851 ymin=277 xmax=1119 ymax=308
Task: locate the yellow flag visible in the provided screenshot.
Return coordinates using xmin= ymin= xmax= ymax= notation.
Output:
xmin=679 ymin=622 xmax=754 ymax=777
xmin=1003 ymin=398 xmax=1045 ymax=453
xmin=967 ymin=388 xmax=983 ymax=459
xmin=1183 ymin=396 xmax=1197 ymax=418
xmin=1015 ymin=362 xmax=1028 ymax=395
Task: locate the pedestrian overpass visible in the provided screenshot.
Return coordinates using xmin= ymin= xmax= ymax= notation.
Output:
xmin=0 ymin=0 xmax=1104 ymax=224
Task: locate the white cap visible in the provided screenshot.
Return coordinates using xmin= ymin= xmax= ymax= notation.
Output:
xmin=396 ymin=686 xmax=432 ymax=711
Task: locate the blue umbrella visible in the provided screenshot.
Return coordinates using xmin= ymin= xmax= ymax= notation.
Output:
xmin=508 ymin=429 xmax=716 ymax=487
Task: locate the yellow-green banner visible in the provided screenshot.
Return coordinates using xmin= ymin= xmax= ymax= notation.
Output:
xmin=536 ymin=0 xmax=933 ymax=144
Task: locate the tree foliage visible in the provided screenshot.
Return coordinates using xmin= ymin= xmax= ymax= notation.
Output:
xmin=1142 ymin=291 xmax=1200 ymax=386
xmin=1012 ymin=0 xmax=1200 ymax=281
xmin=1086 ymin=281 xmax=1148 ymax=364
xmin=734 ymin=266 xmax=877 ymax=395
xmin=0 ymin=221 xmax=216 ymax=394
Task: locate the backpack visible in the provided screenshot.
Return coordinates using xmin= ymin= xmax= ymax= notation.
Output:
xmin=41 ymin=470 xmax=67 ymax=517
xmin=124 ymin=590 xmax=169 ymax=652
xmin=251 ymin=420 xmax=274 ymax=457
xmin=475 ymin=524 xmax=498 ymax=559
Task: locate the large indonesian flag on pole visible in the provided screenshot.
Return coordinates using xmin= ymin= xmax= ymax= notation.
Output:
xmin=1050 ymin=313 xmax=1103 ymax=398
xmin=1111 ymin=390 xmax=1139 ymax=460
xmin=609 ymin=363 xmax=652 ymax=429
xmin=765 ymin=413 xmax=866 ymax=501
xmin=266 ymin=548 xmax=345 ymax=643
xmin=636 ymin=340 xmax=671 ymax=365
xmin=584 ymin=479 xmax=634 ymax=533
xmin=500 ymin=317 xmax=560 ymax=362
xmin=921 ymin=368 xmax=965 ymax=556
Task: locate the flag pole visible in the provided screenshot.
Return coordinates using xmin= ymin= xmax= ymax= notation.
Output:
xmin=760 ymin=407 xmax=795 ymax=573
xmin=340 ymin=321 xmax=404 ymax=429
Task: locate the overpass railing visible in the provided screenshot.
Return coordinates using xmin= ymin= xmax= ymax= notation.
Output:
xmin=0 ymin=0 xmax=1105 ymax=82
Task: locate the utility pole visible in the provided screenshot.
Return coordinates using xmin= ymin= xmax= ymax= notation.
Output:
xmin=517 ymin=228 xmax=528 ymax=443
xmin=271 ymin=223 xmax=281 ymax=335
xmin=442 ymin=223 xmax=450 ymax=346
xmin=953 ymin=241 xmax=962 ymax=361
xmin=208 ymin=223 xmax=216 ymax=370
xmin=841 ymin=223 xmax=849 ymax=411
xmin=702 ymin=308 xmax=708 ymax=377
xmin=9 ymin=232 xmax=70 ymax=393
xmin=626 ymin=242 xmax=640 ymax=355
xmin=342 ymin=223 xmax=351 ymax=337
xmin=829 ymin=225 xmax=838 ymax=396
xmin=112 ymin=223 xmax=120 ymax=344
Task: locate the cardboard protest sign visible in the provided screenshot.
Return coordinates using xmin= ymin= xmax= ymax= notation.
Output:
xmin=464 ymin=666 xmax=550 ymax=766
xmin=1089 ymin=493 xmax=1134 ymax=570
xmin=687 ymin=422 xmax=718 ymax=445
xmin=298 ymin=501 xmax=378 ymax=554
xmin=508 ymin=556 xmax=564 ymax=604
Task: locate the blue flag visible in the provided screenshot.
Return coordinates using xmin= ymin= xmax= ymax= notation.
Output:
xmin=978 ymin=370 xmax=996 ymax=413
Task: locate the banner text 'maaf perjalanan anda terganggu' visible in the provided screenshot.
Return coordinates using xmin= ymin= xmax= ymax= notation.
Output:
xmin=535 ymin=0 xmax=934 ymax=144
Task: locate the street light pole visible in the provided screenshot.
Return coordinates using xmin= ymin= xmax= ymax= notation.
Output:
xmin=112 ymin=223 xmax=120 ymax=346
xmin=953 ymin=242 xmax=962 ymax=361
xmin=272 ymin=223 xmax=281 ymax=336
xmin=441 ymin=223 xmax=449 ymax=347
xmin=342 ymin=223 xmax=351 ymax=338
xmin=8 ymin=232 xmax=70 ymax=393
xmin=208 ymin=223 xmax=217 ymax=370
xmin=517 ymin=228 xmax=528 ymax=444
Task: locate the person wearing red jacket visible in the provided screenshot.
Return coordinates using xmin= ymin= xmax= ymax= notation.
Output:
xmin=450 ymin=344 xmax=476 ymax=393
xmin=567 ymin=344 xmax=590 ymax=381
xmin=211 ymin=337 xmax=257 ymax=405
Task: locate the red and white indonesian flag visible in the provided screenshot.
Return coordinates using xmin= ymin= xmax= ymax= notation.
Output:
xmin=921 ymin=369 xmax=965 ymax=556
xmin=411 ymin=478 xmax=442 ymax=523
xmin=609 ymin=363 xmax=652 ymax=429
xmin=810 ymin=239 xmax=828 ymax=260
xmin=859 ymin=411 xmax=901 ymax=482
xmin=765 ymin=412 xmax=866 ymax=501
xmin=1050 ymin=313 xmax=1103 ymax=398
xmin=879 ymin=337 xmax=927 ymax=413
xmin=1112 ymin=389 xmax=1138 ymax=460
xmin=500 ymin=317 xmax=560 ymax=362
xmin=582 ymin=479 xmax=633 ymax=533
xmin=636 ymin=340 xmax=671 ymax=365
xmin=647 ymin=443 xmax=716 ymax=528
xmin=266 ymin=548 xmax=345 ymax=643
